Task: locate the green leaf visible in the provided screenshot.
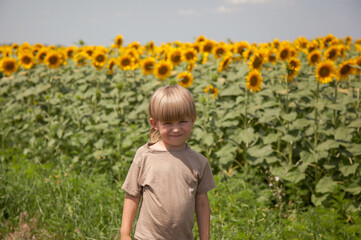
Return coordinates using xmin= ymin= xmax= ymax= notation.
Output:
xmin=343 ymin=183 xmax=361 ymax=195
xmin=262 ymin=133 xmax=279 ymax=144
xmin=280 ymin=112 xmax=297 ymax=122
xmin=203 ymin=133 xmax=214 ymax=147
xmin=348 ymin=118 xmax=361 ymax=128
xmin=334 ymin=126 xmax=354 ymax=142
xmin=311 ymin=193 xmax=329 ymax=206
xmin=315 ymin=176 xmax=338 ymax=194
xmin=237 ymin=127 xmax=257 ymax=144
xmin=216 ymin=143 xmax=238 ymax=165
xmin=316 ymin=140 xmax=339 ymax=151
xmin=247 ymin=144 xmax=273 ymax=158
xmin=339 ymin=163 xmax=359 ymax=177
xmin=348 ymin=143 xmax=361 ymax=156
xmin=283 ymin=170 xmax=305 ymax=183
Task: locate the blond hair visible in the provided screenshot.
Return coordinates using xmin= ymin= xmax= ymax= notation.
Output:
xmin=148 ymin=85 xmax=196 ymax=142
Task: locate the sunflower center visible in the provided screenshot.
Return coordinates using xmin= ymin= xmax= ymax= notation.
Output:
xmin=319 ymin=66 xmax=330 ymax=77
xmin=96 ymin=55 xmax=104 ymax=62
xmin=122 ymin=59 xmax=130 ymax=66
xmin=181 ymin=77 xmax=189 ymax=84
xmin=49 ymin=56 xmax=59 ymax=65
xmin=22 ymin=56 xmax=31 ymax=64
xmin=186 ymin=52 xmax=194 ymax=60
xmin=5 ymin=61 xmax=15 ymax=71
xmin=204 ymin=44 xmax=213 ymax=52
xmin=159 ymin=66 xmax=168 ymax=75
xmin=280 ymin=49 xmax=289 ymax=59
xmin=216 ymin=48 xmax=224 ymax=56
xmin=145 ymin=62 xmax=154 ymax=70
xmin=252 ymin=56 xmax=263 ymax=69
xmin=311 ymin=54 xmax=319 ymax=63
xmin=328 ymin=49 xmax=337 ymax=59
xmin=171 ymin=55 xmax=181 ymax=63
xmin=40 ymin=53 xmax=47 ymax=60
xmin=237 ymin=47 xmax=246 ymax=55
xmin=250 ymin=76 xmax=258 ymax=86
xmin=340 ymin=64 xmax=351 ymax=75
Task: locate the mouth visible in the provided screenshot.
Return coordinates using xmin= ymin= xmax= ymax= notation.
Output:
xmin=169 ymin=134 xmax=183 ymax=138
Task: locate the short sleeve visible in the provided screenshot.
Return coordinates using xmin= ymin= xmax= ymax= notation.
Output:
xmin=121 ymin=149 xmax=144 ymax=197
xmin=196 ymin=160 xmax=216 ymax=195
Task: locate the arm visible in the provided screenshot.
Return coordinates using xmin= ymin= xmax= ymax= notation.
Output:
xmin=195 ymin=193 xmax=211 ymax=240
xmin=120 ymin=193 xmax=141 ymax=240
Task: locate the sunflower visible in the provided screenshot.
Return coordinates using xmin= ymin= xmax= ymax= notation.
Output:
xmin=307 ymin=40 xmax=319 ymax=54
xmin=74 ymin=51 xmax=89 ymax=66
xmin=288 ymin=57 xmax=301 ymax=72
xmin=213 ymin=43 xmax=228 ymax=59
xmin=272 ymin=39 xmax=280 ymax=49
xmin=45 ymin=51 xmax=62 ymax=69
xmin=145 ymin=41 xmax=155 ymax=53
xmin=315 ymin=60 xmax=336 ymax=84
xmin=19 ymin=52 xmax=35 ymax=69
xmin=242 ymin=46 xmax=257 ymax=62
xmin=201 ymin=53 xmax=208 ymax=64
xmin=246 ymin=69 xmax=263 ymax=92
xmin=177 ymin=72 xmax=193 ymax=88
xmin=128 ymin=41 xmax=141 ymax=51
xmin=307 ymin=50 xmax=322 ymax=67
xmin=154 ymin=61 xmax=172 ymax=80
xmin=324 ymin=46 xmax=339 ymax=61
xmin=336 ymin=60 xmax=353 ymax=81
xmin=0 ymin=57 xmax=19 ymax=76
xmin=187 ymin=61 xmax=196 ymax=72
xmin=168 ymin=48 xmax=182 ymax=66
xmin=106 ymin=57 xmax=117 ymax=75
xmin=345 ymin=36 xmax=352 ymax=45
xmin=182 ymin=48 xmax=197 ymax=62
xmin=265 ymin=49 xmax=277 ymax=65
xmin=17 ymin=42 xmax=32 ymax=55
xmin=353 ymin=56 xmax=361 ymax=74
xmin=277 ymin=44 xmax=292 ymax=62
xmin=65 ymin=46 xmax=77 ymax=59
xmin=204 ymin=84 xmax=219 ymax=98
xmin=92 ymin=51 xmax=108 ymax=69
xmin=114 ymin=34 xmax=123 ymax=48
xmin=218 ymin=54 xmax=233 ymax=72
xmin=140 ymin=57 xmax=156 ymax=75
xmin=196 ymin=35 xmax=207 ymax=43
xmin=294 ymin=36 xmax=309 ymax=51
xmin=36 ymin=48 xmax=49 ymax=63
xmin=118 ymin=55 xmax=134 ymax=71
xmin=201 ymin=40 xmax=215 ymax=53
xmin=248 ymin=51 xmax=265 ymax=71
xmin=233 ymin=41 xmax=249 ymax=58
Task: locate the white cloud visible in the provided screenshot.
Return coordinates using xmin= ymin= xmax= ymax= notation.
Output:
xmin=212 ymin=5 xmax=239 ymax=13
xmin=179 ymin=9 xmax=199 ymax=16
xmin=226 ymin=0 xmax=275 ymax=4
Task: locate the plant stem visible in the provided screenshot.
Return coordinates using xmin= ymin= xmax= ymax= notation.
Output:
xmin=314 ymin=82 xmax=319 ymax=148
xmin=333 ymin=80 xmax=338 ymax=126
xmin=285 ymin=73 xmax=289 ymax=114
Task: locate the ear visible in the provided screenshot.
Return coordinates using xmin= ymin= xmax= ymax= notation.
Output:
xmin=192 ymin=116 xmax=197 ymax=124
xmin=149 ymin=118 xmax=158 ymax=130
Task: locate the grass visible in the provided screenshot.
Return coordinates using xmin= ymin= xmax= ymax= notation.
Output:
xmin=1 ymin=151 xmax=361 ymax=239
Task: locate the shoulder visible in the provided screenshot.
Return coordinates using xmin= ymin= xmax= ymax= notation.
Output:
xmin=186 ymin=147 xmax=209 ymax=164
xmin=133 ymin=143 xmax=152 ymax=162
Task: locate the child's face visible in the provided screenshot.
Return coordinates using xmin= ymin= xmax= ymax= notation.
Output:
xmin=150 ymin=116 xmax=195 ymax=151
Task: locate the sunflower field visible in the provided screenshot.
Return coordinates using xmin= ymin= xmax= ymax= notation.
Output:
xmin=1 ymin=34 xmax=361 ymax=239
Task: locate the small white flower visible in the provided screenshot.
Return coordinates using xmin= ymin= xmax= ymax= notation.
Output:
xmin=275 ymin=176 xmax=280 ymax=182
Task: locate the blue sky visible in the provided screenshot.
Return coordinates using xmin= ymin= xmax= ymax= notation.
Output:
xmin=1 ymin=0 xmax=360 ymax=46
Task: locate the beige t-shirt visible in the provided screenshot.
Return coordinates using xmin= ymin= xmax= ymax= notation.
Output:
xmin=122 ymin=143 xmax=216 ymax=240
